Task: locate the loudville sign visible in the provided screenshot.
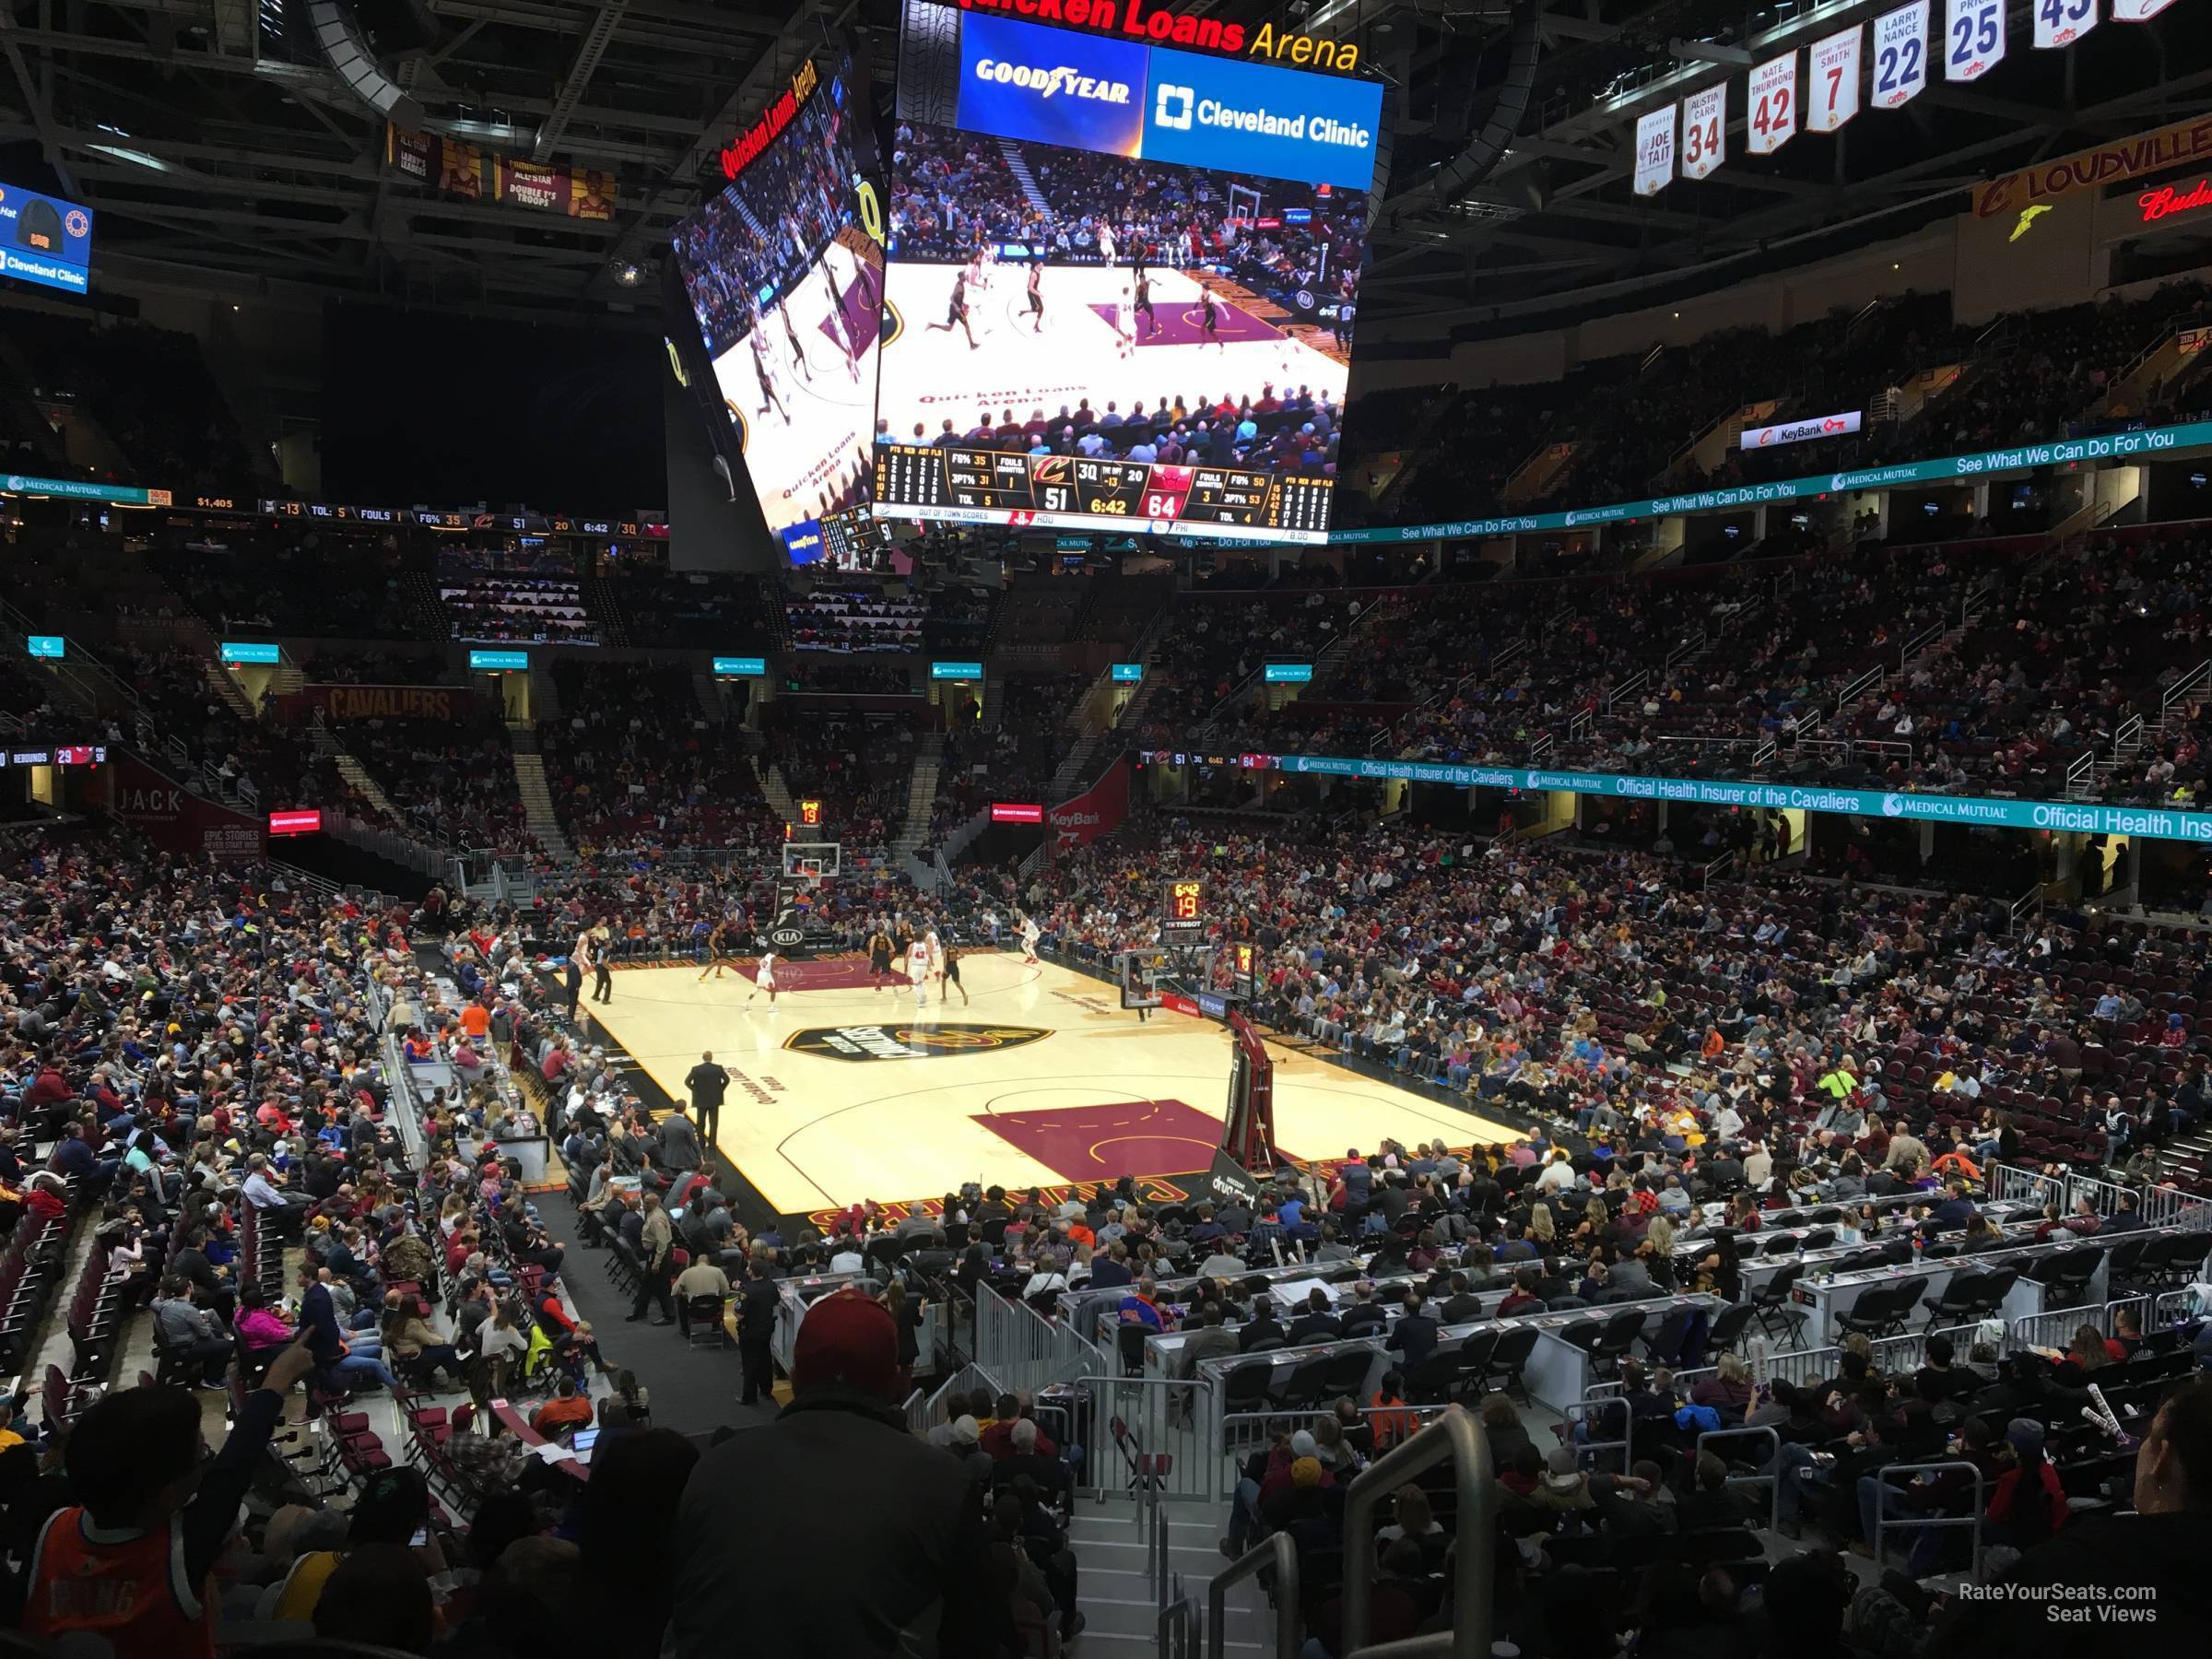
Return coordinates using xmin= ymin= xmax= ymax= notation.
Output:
xmin=954 ymin=0 xmax=1362 ymax=71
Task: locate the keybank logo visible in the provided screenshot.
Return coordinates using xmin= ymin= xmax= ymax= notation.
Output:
xmin=972 ymin=57 xmax=1131 ymax=103
xmin=1156 ymin=83 xmax=1194 ymax=129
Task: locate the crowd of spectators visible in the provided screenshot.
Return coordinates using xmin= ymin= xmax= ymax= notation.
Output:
xmin=537 ymin=663 xmax=771 ymax=860
xmin=436 ymin=548 xmax=600 ymax=646
xmin=783 ymin=578 xmax=924 ymax=653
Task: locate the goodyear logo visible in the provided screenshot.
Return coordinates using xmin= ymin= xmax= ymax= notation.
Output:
xmin=783 ymin=1023 xmax=1053 ymax=1062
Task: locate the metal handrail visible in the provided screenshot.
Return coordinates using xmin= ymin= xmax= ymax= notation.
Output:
xmin=1695 ymin=1424 xmax=1782 ymax=1533
xmin=1340 ymin=1405 xmax=1493 ymax=1659
xmin=1560 ymin=1394 xmax=1633 ymax=1472
xmin=1870 ymin=1459 xmax=1986 ymax=1580
xmin=1206 ymin=1534 xmax=1298 ymax=1659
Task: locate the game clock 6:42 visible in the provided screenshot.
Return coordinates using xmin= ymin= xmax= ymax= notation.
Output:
xmin=1161 ymin=878 xmax=1206 ymax=943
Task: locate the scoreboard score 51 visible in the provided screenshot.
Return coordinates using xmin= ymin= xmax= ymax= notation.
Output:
xmin=1161 ymin=878 xmax=1206 ymax=944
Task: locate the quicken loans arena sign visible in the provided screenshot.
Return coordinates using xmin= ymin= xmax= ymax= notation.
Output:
xmin=1275 ymin=755 xmax=2212 ymax=845
xmin=954 ymin=0 xmax=1361 ymax=71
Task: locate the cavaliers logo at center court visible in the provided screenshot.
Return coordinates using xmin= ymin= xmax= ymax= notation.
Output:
xmin=783 ymin=1023 xmax=1053 ymax=1062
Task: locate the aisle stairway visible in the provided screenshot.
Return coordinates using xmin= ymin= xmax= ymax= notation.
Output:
xmin=1070 ymin=1500 xmax=1276 ymax=1655
xmin=509 ymin=727 xmax=577 ymax=864
xmin=998 ymin=139 xmax=1049 ymax=215
xmin=893 ymin=731 xmax=943 ymax=884
xmin=333 ymin=752 xmax=401 ymax=819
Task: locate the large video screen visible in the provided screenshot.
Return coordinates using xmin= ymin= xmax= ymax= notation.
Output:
xmin=871 ymin=0 xmax=1381 ymax=544
xmin=670 ymin=52 xmax=885 ymax=543
xmin=0 ymin=181 xmax=93 ymax=297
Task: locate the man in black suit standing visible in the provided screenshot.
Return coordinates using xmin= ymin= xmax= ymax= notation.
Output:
xmin=686 ymin=1051 xmax=730 ymax=1165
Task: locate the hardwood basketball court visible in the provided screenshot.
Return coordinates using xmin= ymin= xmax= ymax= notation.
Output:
xmin=582 ymin=949 xmax=1519 ymax=1223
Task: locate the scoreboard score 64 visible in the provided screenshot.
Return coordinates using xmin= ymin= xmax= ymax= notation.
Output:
xmin=1161 ymin=879 xmax=1206 ymax=944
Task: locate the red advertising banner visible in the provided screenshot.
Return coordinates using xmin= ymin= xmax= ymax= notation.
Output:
xmin=1046 ymin=757 xmax=1131 ymax=856
xmin=281 ymin=684 xmax=491 ymax=724
xmin=992 ymin=803 xmax=1043 ymax=823
xmin=267 ymin=810 xmax=324 ymax=837
xmin=111 ymin=752 xmax=265 ymax=864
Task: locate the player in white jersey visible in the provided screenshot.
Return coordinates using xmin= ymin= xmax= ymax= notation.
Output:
xmin=1097 ymin=222 xmax=1116 ymax=265
xmin=747 ymin=948 xmax=779 ymax=1006
xmin=906 ymin=936 xmax=933 ymax=1009
xmin=1018 ymin=912 xmax=1041 ymax=965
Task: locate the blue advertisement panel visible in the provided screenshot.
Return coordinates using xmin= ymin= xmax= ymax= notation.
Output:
xmin=219 ymin=642 xmax=280 ymax=665
xmin=712 ymin=656 xmax=769 ymax=677
xmin=932 ymin=660 xmax=984 ymax=681
xmin=468 ymin=649 xmax=529 ymax=672
xmin=1264 ymin=663 xmax=1314 ymax=683
xmin=0 ymin=182 xmax=93 ymax=296
xmin=955 ymin=11 xmax=1148 ymax=156
xmin=1142 ymin=45 xmax=1383 ymax=189
xmin=1112 ymin=663 xmax=1145 ymax=683
xmin=26 ymin=636 xmax=64 ymax=660
xmin=1255 ymin=749 xmax=2212 ymax=846
xmin=780 ymin=520 xmax=828 ymax=565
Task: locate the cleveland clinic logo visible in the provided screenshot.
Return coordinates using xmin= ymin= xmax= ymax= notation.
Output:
xmin=972 ymin=57 xmax=1131 ymax=103
xmin=1156 ymin=84 xmax=1194 ymax=129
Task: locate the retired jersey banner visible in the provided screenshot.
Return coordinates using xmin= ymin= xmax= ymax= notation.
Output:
xmin=385 ymin=124 xmax=614 ymax=219
xmin=2112 ymin=0 xmax=2177 ymax=18
xmin=2035 ymin=0 xmax=2100 ymax=47
xmin=1806 ymin=27 xmax=1863 ymax=132
xmin=1747 ymin=53 xmax=1797 ymax=154
xmin=1681 ymin=84 xmax=1725 ymax=180
xmin=1634 ymin=104 xmax=1677 ymax=196
xmin=1945 ymin=0 xmax=2006 ymax=80
xmin=1873 ymin=3 xmax=1930 ymax=107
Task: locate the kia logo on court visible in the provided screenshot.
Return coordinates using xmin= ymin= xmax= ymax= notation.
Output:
xmin=783 ymin=1024 xmax=1053 ymax=1063
xmin=769 ymin=926 xmax=806 ymax=947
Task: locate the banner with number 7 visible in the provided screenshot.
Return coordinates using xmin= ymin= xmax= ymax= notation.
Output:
xmin=1946 ymin=0 xmax=2007 ymax=80
xmin=1747 ymin=52 xmax=1797 ymax=155
xmin=1807 ymin=26 xmax=1864 ymax=133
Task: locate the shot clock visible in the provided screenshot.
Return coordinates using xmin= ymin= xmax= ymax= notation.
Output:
xmin=1161 ymin=878 xmax=1206 ymax=944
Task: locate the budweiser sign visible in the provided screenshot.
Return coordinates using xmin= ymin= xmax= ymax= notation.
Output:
xmin=2139 ymin=178 xmax=2212 ymax=224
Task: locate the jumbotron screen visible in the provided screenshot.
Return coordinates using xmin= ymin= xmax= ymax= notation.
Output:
xmin=871 ymin=0 xmax=1380 ymax=544
xmin=670 ymin=50 xmax=886 ymax=541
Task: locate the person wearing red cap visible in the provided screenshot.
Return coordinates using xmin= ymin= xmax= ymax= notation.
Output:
xmin=666 ymin=1288 xmax=1016 ymax=1657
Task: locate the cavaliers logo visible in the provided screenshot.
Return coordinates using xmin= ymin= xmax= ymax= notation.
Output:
xmin=784 ymin=1023 xmax=1052 ymax=1062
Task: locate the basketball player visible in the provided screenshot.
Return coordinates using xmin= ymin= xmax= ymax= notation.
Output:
xmin=747 ymin=947 xmax=779 ymax=1006
xmin=925 ymin=269 xmax=978 ymax=348
xmin=1111 ymin=285 xmax=1134 ymax=354
xmin=940 ymin=938 xmax=969 ymax=1006
xmin=905 ymin=932 xmax=933 ymax=1010
xmin=867 ymin=923 xmax=896 ymax=993
xmin=1018 ymin=912 xmax=1041 ymax=965
xmin=1026 ymin=262 xmax=1044 ymax=335
xmin=1134 ymin=272 xmax=1157 ymax=340
xmin=1097 ymin=221 xmax=1117 ymax=266
xmin=699 ymin=915 xmax=735 ymax=981
xmin=1199 ymin=287 xmax=1223 ymax=350
xmin=751 ymin=328 xmax=789 ymax=420
xmin=822 ymin=255 xmax=863 ymax=382
xmin=779 ymin=299 xmax=813 ymax=382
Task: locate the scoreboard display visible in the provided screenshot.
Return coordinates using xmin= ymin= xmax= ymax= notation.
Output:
xmin=1161 ymin=878 xmax=1206 ymax=944
xmin=873 ymin=445 xmax=1333 ymax=542
xmin=818 ymin=502 xmax=893 ymax=563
